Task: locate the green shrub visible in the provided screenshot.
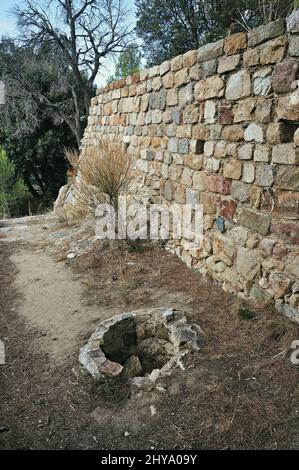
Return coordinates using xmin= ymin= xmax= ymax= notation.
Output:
xmin=0 ymin=146 xmax=29 ymax=217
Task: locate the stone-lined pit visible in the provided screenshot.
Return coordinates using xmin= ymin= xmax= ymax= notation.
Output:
xmin=79 ymin=307 xmax=206 ymax=383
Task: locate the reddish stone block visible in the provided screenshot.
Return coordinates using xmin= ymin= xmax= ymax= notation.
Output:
xmin=219 ymin=106 xmax=234 ymax=124
xmin=220 ymin=199 xmax=237 ymax=219
xmin=271 ymin=221 xmax=299 ymax=245
xmin=131 ymin=72 xmax=140 ymax=84
xmin=207 ymin=175 xmax=231 ymax=195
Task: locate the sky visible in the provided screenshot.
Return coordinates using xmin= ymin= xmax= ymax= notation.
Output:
xmin=0 ymin=0 xmax=137 ymax=86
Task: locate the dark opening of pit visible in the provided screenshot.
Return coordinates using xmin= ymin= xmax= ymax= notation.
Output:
xmin=101 ymin=317 xmax=176 ymax=378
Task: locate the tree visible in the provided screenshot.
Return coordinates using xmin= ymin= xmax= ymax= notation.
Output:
xmin=0 ymin=38 xmax=77 ymax=204
xmin=107 ymin=43 xmax=142 ymax=83
xmin=0 ymin=146 xmax=28 ymax=217
xmin=135 ymin=0 xmax=295 ymax=66
xmin=12 ymin=0 xmax=134 ymax=145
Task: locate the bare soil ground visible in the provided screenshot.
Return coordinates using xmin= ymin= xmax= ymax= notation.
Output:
xmin=0 ymin=217 xmax=299 ymax=449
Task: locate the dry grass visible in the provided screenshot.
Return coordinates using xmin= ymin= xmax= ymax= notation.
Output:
xmin=72 ymin=243 xmax=299 ymax=449
xmin=64 ymin=148 xmax=79 ymax=170
xmin=73 ymin=140 xmax=134 ymax=214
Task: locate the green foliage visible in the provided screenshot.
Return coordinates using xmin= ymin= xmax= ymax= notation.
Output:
xmin=0 ymin=147 xmax=28 ymax=217
xmin=107 ymin=44 xmax=142 ymax=83
xmin=135 ymin=0 xmax=295 ymax=66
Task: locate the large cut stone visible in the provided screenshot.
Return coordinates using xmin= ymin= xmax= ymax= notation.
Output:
xmin=236 ymin=247 xmax=261 ymax=281
xmin=272 ymin=144 xmax=299 ymax=165
xmin=195 ymin=76 xmax=224 ymax=101
xmin=239 ymin=207 xmax=271 ymax=235
xmin=248 ymin=18 xmax=285 ymax=47
xmin=276 ymin=89 xmax=299 ymax=121
xmin=287 ymin=9 xmax=299 ymax=33
xmin=225 ymin=70 xmax=251 ymax=100
xmin=213 ymin=233 xmax=236 ymax=266
xmin=275 ymin=166 xmax=299 ymax=191
xmin=224 ymin=32 xmax=247 ymax=55
xmin=197 ymin=39 xmax=224 ymax=62
xmin=272 ymin=59 xmax=299 ymax=94
xmin=244 ymin=123 xmax=264 ymax=143
xmin=253 ymin=67 xmax=272 ymax=96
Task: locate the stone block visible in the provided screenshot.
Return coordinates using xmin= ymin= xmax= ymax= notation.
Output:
xmin=213 ymin=233 xmax=236 ymax=266
xmin=253 ymin=67 xmax=272 ymax=96
xmin=238 ymin=143 xmax=254 ymax=160
xmin=260 ymin=37 xmax=288 ymax=65
xmin=271 ymin=221 xmax=299 ymax=244
xmin=277 ymin=89 xmax=299 ymax=121
xmin=224 ymin=32 xmax=247 ymax=55
xmin=275 ymin=166 xmax=299 ymax=191
xmin=248 ymin=18 xmax=285 ymax=47
xmin=197 ymin=39 xmax=224 ymax=62
xmin=195 ymin=76 xmax=224 ymax=101
xmin=218 ymin=54 xmax=240 ymax=73
xmin=174 ymin=68 xmax=188 ymax=87
xmin=239 ymin=207 xmax=271 ymax=235
xmin=255 ymin=164 xmax=274 ymax=187
xmin=244 ymin=123 xmax=264 ymax=143
xmin=266 ymin=122 xmax=295 ymax=144
xmin=272 ymin=59 xmax=299 ymax=94
xmin=243 ymin=162 xmax=255 ymax=183
xmin=287 ymin=9 xmax=299 ymax=33
xmin=207 ymin=175 xmax=231 ymax=194
xmin=254 ymin=144 xmax=270 ymax=162
xmin=225 ymin=69 xmax=251 ymax=100
xmin=221 ymin=125 xmax=244 ymax=142
xmin=220 ymin=199 xmax=237 ymax=220
xmin=236 ymin=247 xmax=261 ymax=280
xmin=223 ymin=160 xmax=242 ymax=180
xmin=272 ymin=144 xmax=299 ymax=165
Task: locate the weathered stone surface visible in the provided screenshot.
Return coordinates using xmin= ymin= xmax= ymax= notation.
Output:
xmin=286 ymin=253 xmax=299 ymax=277
xmin=178 ymin=84 xmax=193 ymax=107
xmin=244 ymin=123 xmax=264 ymax=143
xmin=174 ymin=68 xmax=188 ymax=87
xmin=254 ymin=144 xmax=270 ymax=162
xmin=225 ymin=70 xmax=251 ymax=100
xmin=276 ymin=89 xmax=299 ymax=121
xmin=193 ymin=171 xmax=205 ymax=190
xmin=272 ymin=59 xmax=299 ymax=94
xmin=160 ymin=60 xmax=170 ymax=76
xmin=271 ymin=221 xmax=299 ymax=244
xmin=186 ymin=187 xmax=199 ymax=204
xmin=233 ymin=97 xmax=256 ymax=122
xmin=207 ymin=175 xmax=231 ymax=194
xmin=197 ymin=39 xmax=224 ymax=62
xmin=219 ymin=105 xmax=233 ymax=124
xmin=255 ymin=164 xmax=274 ymax=187
xmin=253 ymin=67 xmax=272 ymax=96
xmin=275 ymin=166 xmax=299 ymax=191
xmin=223 ymin=160 xmax=242 ymax=180
xmin=272 ymin=144 xmax=299 ymax=165
xmin=213 ymin=233 xmax=236 ymax=266
xmin=167 ymin=88 xmax=178 ymax=106
xmin=239 ymin=208 xmax=271 ymax=235
xmin=248 ymin=18 xmax=285 ymax=47
xmin=238 ymin=143 xmax=253 ymax=160
xmin=202 ymin=59 xmax=217 ymax=77
xmin=218 ymin=54 xmax=240 ymax=74
xmin=236 ymin=247 xmax=261 ymax=280
xmin=220 ymin=199 xmax=237 ymax=220
xmin=295 ymin=128 xmax=299 ymax=146
xmin=183 ymin=50 xmax=197 ymax=68
xmin=224 ymin=32 xmax=247 ymax=55
xmin=243 ymin=162 xmax=255 ymax=183
xmin=221 ymin=125 xmax=244 ymax=142
xmin=243 ymin=48 xmax=260 ymax=67
xmin=204 ymin=100 xmax=217 ymax=123
xmin=289 ymin=36 xmax=299 ymax=56
xmin=287 ymin=9 xmax=299 ymax=33
xmin=260 ymin=37 xmax=288 ymax=65
xmin=195 ymin=76 xmax=224 ymax=101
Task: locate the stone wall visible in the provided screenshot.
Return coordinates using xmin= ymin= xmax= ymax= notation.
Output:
xmin=80 ymin=11 xmax=299 ymax=321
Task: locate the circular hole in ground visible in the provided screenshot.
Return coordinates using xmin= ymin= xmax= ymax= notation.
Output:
xmin=101 ymin=317 xmax=176 ymax=378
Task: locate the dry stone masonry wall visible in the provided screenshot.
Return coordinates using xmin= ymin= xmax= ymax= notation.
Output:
xmin=81 ymin=11 xmax=299 ymax=321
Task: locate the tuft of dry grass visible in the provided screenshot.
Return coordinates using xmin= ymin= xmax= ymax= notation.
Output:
xmin=64 ymin=148 xmax=80 ymax=170
xmin=73 ymin=140 xmax=134 ymax=214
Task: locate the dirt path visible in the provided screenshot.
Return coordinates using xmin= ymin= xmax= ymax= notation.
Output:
xmin=1 ymin=215 xmax=299 ymax=450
